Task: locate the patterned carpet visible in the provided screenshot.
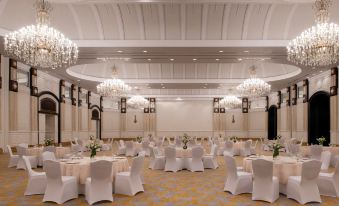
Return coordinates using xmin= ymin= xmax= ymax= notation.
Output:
xmin=0 ymin=145 xmax=338 ymax=206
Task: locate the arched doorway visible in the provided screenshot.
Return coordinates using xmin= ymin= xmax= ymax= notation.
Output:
xmin=90 ymin=105 xmax=101 ymax=139
xmin=308 ymin=91 xmax=330 ymax=145
xmin=268 ymin=105 xmax=278 ymax=140
xmin=38 ymin=92 xmax=60 ymax=144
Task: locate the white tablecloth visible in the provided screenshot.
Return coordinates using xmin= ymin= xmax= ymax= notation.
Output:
xmin=27 ymin=146 xmax=71 ymax=166
xmin=301 ymin=146 xmax=339 ymax=166
xmin=60 ymin=156 xmax=129 ymax=184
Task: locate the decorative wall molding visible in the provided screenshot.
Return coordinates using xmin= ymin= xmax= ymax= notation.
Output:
xmin=242 ymin=98 xmax=248 ymax=113
xmin=9 ymin=59 xmax=18 ymax=92
xmin=330 ymin=67 xmax=338 ymax=96
xmin=291 ymin=84 xmax=297 ymax=105
xmin=30 ymin=68 xmax=38 ymax=96
xmin=303 ymin=79 xmax=309 ymax=103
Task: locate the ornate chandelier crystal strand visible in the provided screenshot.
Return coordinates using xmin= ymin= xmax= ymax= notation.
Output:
xmin=220 ymin=95 xmax=242 ymax=110
xmin=4 ymin=0 xmax=78 ymax=69
xmin=287 ymin=0 xmax=339 ymax=67
xmin=237 ymin=66 xmax=271 ymax=97
xmin=97 ymin=66 xmax=131 ymax=98
xmin=127 ymin=95 xmax=149 ymax=109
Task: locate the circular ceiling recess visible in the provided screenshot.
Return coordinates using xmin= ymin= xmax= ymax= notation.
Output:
xmin=67 ymin=62 xmax=302 ymax=84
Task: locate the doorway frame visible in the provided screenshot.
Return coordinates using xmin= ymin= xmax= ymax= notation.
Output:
xmin=267 ymin=105 xmax=278 ymax=140
xmin=90 ymin=105 xmax=102 ymax=140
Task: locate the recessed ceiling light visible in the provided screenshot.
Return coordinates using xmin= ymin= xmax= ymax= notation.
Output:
xmin=243 ymin=50 xmax=249 ymax=53
xmin=117 ymin=50 xmax=123 ymax=53
xmin=238 ymin=58 xmax=243 ymax=61
xmin=143 ymin=50 xmax=148 ymax=53
xmin=193 ymin=58 xmax=197 ymax=61
xmin=219 ymin=50 xmax=224 ymax=53
xmin=134 ymin=86 xmax=138 ymax=89
xmin=176 ymin=97 xmax=183 ymax=101
xmin=162 ymin=86 xmax=165 ymax=89
xmin=147 ymin=59 xmax=151 ymax=61
xmin=216 ymin=58 xmax=220 ymax=61
xmin=203 ymin=86 xmax=207 ymax=89
xmin=170 ymin=58 xmax=174 ymax=61
xmin=77 ymin=79 xmax=80 ymax=82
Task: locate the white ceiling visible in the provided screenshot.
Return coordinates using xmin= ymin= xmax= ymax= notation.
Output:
xmin=0 ymin=0 xmax=336 ymax=98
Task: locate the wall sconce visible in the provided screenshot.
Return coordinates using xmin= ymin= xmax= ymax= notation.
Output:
xmin=133 ymin=115 xmax=137 ymax=124
xmin=232 ymin=115 xmax=235 ymax=123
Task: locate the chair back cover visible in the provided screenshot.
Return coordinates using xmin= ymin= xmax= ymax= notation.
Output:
xmin=225 ymin=141 xmax=234 ymax=151
xmin=334 ymin=161 xmax=339 ymax=184
xmin=301 ymin=160 xmax=321 ymax=182
xmin=192 ymin=146 xmax=203 ymax=160
xmin=244 ymin=140 xmax=251 ymax=150
xmin=224 ymin=155 xmax=238 ymax=179
xmin=22 ymin=156 xmax=34 ymax=176
xmin=44 ymin=160 xmax=62 ymax=184
xmin=252 ymin=159 xmax=273 ymax=183
xmin=6 ymin=145 xmax=14 ymax=157
xmin=320 ymin=151 xmax=331 ymax=170
xmin=125 ymin=141 xmax=134 ymax=149
xmin=130 ymin=156 xmax=144 ymax=177
xmin=43 ymin=146 xmax=56 ymax=153
xmin=164 ymin=147 xmax=176 ymax=160
xmin=42 ymin=151 xmax=56 ymax=162
xmin=310 ymin=145 xmax=323 ymax=160
xmin=119 ymin=140 xmax=125 ymax=147
xmin=16 ymin=146 xmax=27 ymax=157
xmin=18 ymin=143 xmax=28 ymax=148
xmin=90 ymin=160 xmax=112 ymax=185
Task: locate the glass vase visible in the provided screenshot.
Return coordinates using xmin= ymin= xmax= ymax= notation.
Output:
xmin=273 ymin=148 xmax=279 ymax=160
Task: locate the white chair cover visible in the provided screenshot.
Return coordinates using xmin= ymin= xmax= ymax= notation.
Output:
xmin=115 ymin=141 xmax=126 ymax=155
xmin=6 ymin=145 xmax=19 ymax=168
xmin=43 ymin=146 xmax=56 ymax=153
xmin=43 ymin=160 xmax=78 ymax=204
xmin=223 ymin=155 xmax=252 ymax=195
xmin=310 ymin=145 xmax=323 ymax=160
xmin=287 ymin=160 xmax=322 ymax=204
xmin=115 ymin=156 xmax=145 ymax=196
xmin=252 ymin=159 xmax=279 ymax=203
xmin=321 ymin=151 xmax=331 ymax=171
xmin=149 ymin=147 xmax=165 ymax=170
xmin=317 ymin=161 xmax=339 ymax=197
xmin=22 ymin=156 xmax=46 ymax=195
xmin=240 ymin=140 xmax=252 ymax=157
xmin=16 ymin=146 xmax=37 ymax=170
xmin=164 ymin=147 xmax=182 ymax=172
xmin=188 ymin=146 xmax=204 ymax=172
xmin=224 ymin=141 xmax=234 ymax=156
xmin=125 ymin=141 xmax=136 ymax=157
xmin=85 ymin=160 xmax=113 ymax=205
xmin=141 ymin=142 xmax=151 ymax=156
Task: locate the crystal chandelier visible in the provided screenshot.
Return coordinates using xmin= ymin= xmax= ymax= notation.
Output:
xmin=127 ymin=95 xmax=149 ymax=109
xmin=97 ymin=65 xmax=131 ymax=97
xmin=4 ymin=0 xmax=78 ymax=69
xmin=237 ymin=66 xmax=271 ymax=97
xmin=220 ymin=95 xmax=241 ymax=110
xmin=287 ymin=0 xmax=339 ymax=67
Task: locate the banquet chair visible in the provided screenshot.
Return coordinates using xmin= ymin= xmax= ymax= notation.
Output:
xmin=252 ymin=159 xmax=279 ymax=203
xmin=175 ymin=137 xmax=182 ymax=147
xmin=287 ymin=160 xmax=322 ymax=204
xmin=18 ymin=143 xmax=29 ymax=148
xmin=317 ymin=161 xmax=339 ymax=197
xmin=137 ymin=151 xmax=146 ymax=184
xmin=16 ymin=146 xmax=37 ymax=170
xmin=125 ymin=141 xmax=137 ymax=157
xmin=22 ymin=156 xmax=47 ymax=196
xmin=289 ymin=143 xmax=301 ymax=156
xmin=115 ymin=156 xmax=145 ymax=196
xmin=310 ymin=145 xmax=323 ymax=160
xmin=43 ymin=146 xmax=56 ymax=153
xmin=6 ymin=145 xmax=19 ymax=168
xmin=187 ymin=146 xmax=204 ymax=172
xmin=320 ymin=151 xmax=331 ymax=171
xmin=240 ymin=140 xmax=252 ymax=157
xmin=203 ymin=144 xmax=218 ymax=169
xmin=115 ymin=141 xmax=126 ymax=155
xmin=250 ymin=140 xmax=258 ymax=155
xmin=223 ymin=155 xmax=252 ymax=195
xmin=42 ymin=151 xmax=56 ymax=168
xmin=141 ymin=141 xmax=151 ymax=156
xmin=43 ymin=160 xmax=78 ymax=204
xmin=223 ymin=141 xmax=234 ymax=156
xmin=164 ymin=147 xmax=183 ymax=172
xmin=85 ymin=160 xmax=113 ymax=205
xmin=149 ymin=147 xmax=165 ymax=170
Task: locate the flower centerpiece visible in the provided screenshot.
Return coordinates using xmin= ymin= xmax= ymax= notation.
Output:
xmin=316 ymin=136 xmax=326 ymax=146
xmin=182 ymin=133 xmax=190 ymax=150
xmin=230 ymin=136 xmax=238 ymax=143
xmin=86 ymin=141 xmax=101 ymax=158
xmin=272 ymin=136 xmax=284 ymax=159
xmin=44 ymin=138 xmax=54 ymax=146
xmin=136 ymin=136 xmax=143 ymax=143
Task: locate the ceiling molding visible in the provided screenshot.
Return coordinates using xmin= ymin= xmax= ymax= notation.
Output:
xmin=112 ymin=4 xmax=125 ymax=40
xmin=90 ymin=4 xmax=104 ymax=40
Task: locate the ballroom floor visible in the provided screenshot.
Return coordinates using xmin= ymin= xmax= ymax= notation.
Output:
xmin=0 ymin=145 xmax=338 ymax=206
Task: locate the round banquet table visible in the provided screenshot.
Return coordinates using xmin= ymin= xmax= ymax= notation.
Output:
xmin=26 ymin=146 xmax=71 ymax=166
xmin=301 ymin=146 xmax=339 ymax=167
xmin=59 ymin=156 xmax=129 ymax=185
xmin=243 ymin=155 xmax=303 ymax=194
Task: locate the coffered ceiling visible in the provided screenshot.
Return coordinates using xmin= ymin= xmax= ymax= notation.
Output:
xmin=0 ymin=0 xmax=336 ymax=98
